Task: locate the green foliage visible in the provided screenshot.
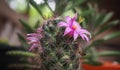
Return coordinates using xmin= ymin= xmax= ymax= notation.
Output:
xmin=29 ymin=0 xmax=44 ymax=18
xmin=19 ymin=19 xmax=34 ymax=33
xmin=83 ymin=51 xmax=120 ymax=59
xmin=6 ymin=50 xmax=37 ymax=57
xmin=83 ymin=61 xmax=102 ymax=66
xmin=104 ymin=32 xmax=120 ymax=40
xmin=96 ymin=20 xmax=119 ymax=35
xmin=98 ymin=51 xmax=120 ymax=56
xmin=85 ymin=31 xmax=120 ymax=52
xmin=95 ymin=12 xmax=114 ymax=28
xmin=84 ymin=39 xmax=105 ymax=52
xmin=17 ymin=33 xmax=29 ymax=50
xmin=34 ymin=20 xmax=40 ymax=29
xmin=64 ymin=0 xmax=86 ymax=12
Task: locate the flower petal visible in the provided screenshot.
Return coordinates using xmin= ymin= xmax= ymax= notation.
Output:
xmin=37 ymin=27 xmax=43 ymax=33
xmin=66 ymin=16 xmax=71 ymax=23
xmin=27 ymin=33 xmax=38 ymax=37
xmin=26 ymin=37 xmax=37 ymax=41
xmin=79 ymin=29 xmax=91 ymax=38
xmin=79 ymin=33 xmax=89 ymax=42
xmin=58 ymin=22 xmax=68 ymax=27
xmin=29 ymin=44 xmax=38 ymax=51
xmin=73 ymin=21 xmax=81 ymax=29
xmin=73 ymin=31 xmax=78 ymax=40
xmin=70 ymin=13 xmax=78 ymax=27
xmin=64 ymin=27 xmax=72 ymax=36
xmin=80 ymin=29 xmax=90 ymax=34
xmin=79 ymin=33 xmax=85 ymax=40
xmin=82 ymin=34 xmax=89 ymax=42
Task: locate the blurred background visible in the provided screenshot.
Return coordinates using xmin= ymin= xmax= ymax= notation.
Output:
xmin=0 ymin=0 xmax=120 ymax=47
xmin=0 ymin=0 xmax=120 ymax=69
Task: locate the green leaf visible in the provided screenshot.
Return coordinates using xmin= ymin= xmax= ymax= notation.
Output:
xmin=66 ymin=0 xmax=86 ymax=11
xmin=84 ymin=39 xmax=105 ymax=52
xmin=83 ymin=61 xmax=102 ymax=66
xmin=17 ymin=33 xmax=28 ymax=49
xmin=81 ymin=9 xmax=93 ymax=17
xmin=6 ymin=51 xmax=37 ymax=57
xmin=96 ymin=20 xmax=119 ymax=35
xmin=54 ymin=0 xmax=68 ymax=15
xmin=19 ymin=19 xmax=34 ymax=33
xmin=98 ymin=51 xmax=120 ymax=56
xmin=9 ymin=64 xmax=41 ymax=69
xmin=103 ymin=31 xmax=120 ymax=40
xmin=29 ymin=0 xmax=44 ymax=18
xmin=17 ymin=33 xmax=26 ymax=43
xmin=82 ymin=51 xmax=120 ymax=59
xmin=84 ymin=31 xmax=120 ymax=52
xmin=101 ymin=12 xmax=113 ymax=25
xmin=34 ymin=20 xmax=40 ymax=29
xmin=38 ymin=4 xmax=53 ymax=18
xmin=95 ymin=12 xmax=113 ymax=28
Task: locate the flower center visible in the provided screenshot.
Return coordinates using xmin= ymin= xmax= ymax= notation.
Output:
xmin=72 ymin=25 xmax=77 ymax=30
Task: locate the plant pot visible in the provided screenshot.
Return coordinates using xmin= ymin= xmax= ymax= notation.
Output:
xmin=82 ymin=62 xmax=120 ymax=70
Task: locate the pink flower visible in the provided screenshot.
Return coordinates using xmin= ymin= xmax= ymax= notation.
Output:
xmin=26 ymin=33 xmax=40 ymax=51
xmin=58 ymin=14 xmax=91 ymax=42
xmin=26 ymin=27 xmax=43 ymax=51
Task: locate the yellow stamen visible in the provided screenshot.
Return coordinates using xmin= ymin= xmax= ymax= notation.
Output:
xmin=79 ymin=16 xmax=84 ymax=23
xmin=72 ymin=25 xmax=77 ymax=30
